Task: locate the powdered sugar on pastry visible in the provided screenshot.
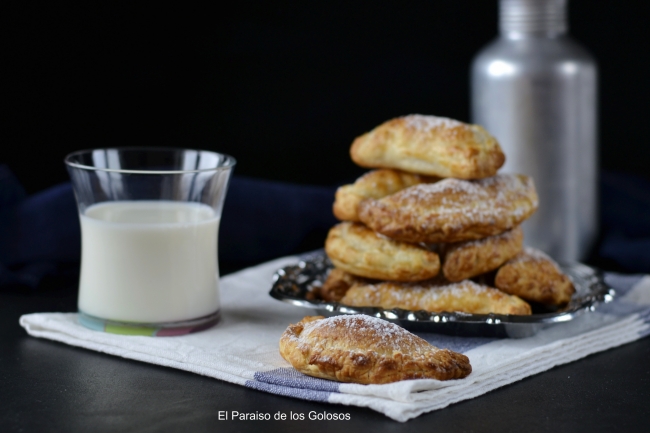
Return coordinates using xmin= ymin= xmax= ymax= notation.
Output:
xmin=300 ymin=315 xmax=417 ymax=352
xmin=340 ymin=279 xmax=531 ymax=315
xmin=348 ymin=280 xmax=489 ymax=303
xmin=403 ymin=114 xmax=465 ymax=131
xmin=400 ymin=179 xmax=489 ymax=201
xmin=350 ymin=114 xmax=505 ymax=179
xmin=358 ymin=174 xmax=539 ymax=243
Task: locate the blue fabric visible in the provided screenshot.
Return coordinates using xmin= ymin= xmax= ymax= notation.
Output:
xmin=1 ymin=165 xmax=649 ymax=289
xmin=599 ymin=171 xmax=650 ymax=271
xmin=0 ymin=166 xmax=80 ymax=287
xmin=219 ymin=176 xmax=337 ymax=263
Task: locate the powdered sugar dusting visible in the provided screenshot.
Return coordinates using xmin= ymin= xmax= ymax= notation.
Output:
xmin=510 ymin=247 xmax=561 ymax=269
xmin=342 ymin=280 xmax=498 ymax=314
xmin=403 ymin=178 xmax=487 ymax=198
xmin=403 ymin=114 xmax=465 ymax=131
xmin=383 ymin=280 xmax=488 ymax=302
xmin=300 ymin=314 xmax=426 ymax=352
xmin=370 ymin=174 xmax=537 ymax=238
xmin=305 ymin=314 xmax=406 ymax=338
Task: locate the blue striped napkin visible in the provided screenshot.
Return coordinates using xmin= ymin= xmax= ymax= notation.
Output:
xmin=19 ymin=256 xmax=650 ymax=422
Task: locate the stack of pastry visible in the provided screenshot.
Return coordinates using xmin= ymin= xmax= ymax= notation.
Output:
xmin=322 ymin=114 xmax=575 ymax=315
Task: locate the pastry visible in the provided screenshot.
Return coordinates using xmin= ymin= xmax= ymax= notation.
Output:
xmin=441 ymin=226 xmax=524 ymax=282
xmin=358 ymin=174 xmax=539 ymax=243
xmin=319 ymin=268 xmax=369 ymax=302
xmin=350 ymin=114 xmax=505 ymax=179
xmin=325 ymin=221 xmax=440 ymax=281
xmin=495 ymin=247 xmax=575 ymax=306
xmin=340 ymin=279 xmax=532 ymax=315
xmin=333 ymin=169 xmax=438 ymax=221
xmin=279 ymin=315 xmax=472 ymax=384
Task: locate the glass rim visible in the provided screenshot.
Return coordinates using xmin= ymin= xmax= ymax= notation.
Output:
xmin=64 ymin=147 xmax=236 ymax=174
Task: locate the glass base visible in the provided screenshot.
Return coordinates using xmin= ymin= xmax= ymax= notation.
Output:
xmin=78 ymin=310 xmax=220 ymax=336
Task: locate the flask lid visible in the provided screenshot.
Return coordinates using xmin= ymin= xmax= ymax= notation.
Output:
xmin=499 ymin=0 xmax=568 ymax=36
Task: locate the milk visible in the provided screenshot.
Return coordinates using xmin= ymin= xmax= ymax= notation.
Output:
xmin=78 ymin=201 xmax=220 ymax=323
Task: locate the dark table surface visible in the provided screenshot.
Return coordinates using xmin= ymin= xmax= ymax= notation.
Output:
xmin=3 ymin=280 xmax=650 ymax=433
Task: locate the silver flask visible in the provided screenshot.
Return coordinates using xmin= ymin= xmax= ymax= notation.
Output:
xmin=471 ymin=0 xmax=598 ymax=261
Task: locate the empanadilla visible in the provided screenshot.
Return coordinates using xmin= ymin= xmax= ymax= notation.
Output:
xmin=495 ymin=247 xmax=575 ymax=306
xmin=340 ymin=279 xmax=532 ymax=316
xmin=279 ymin=315 xmax=472 ymax=384
xmin=358 ymin=174 xmax=538 ymax=244
xmin=350 ymin=114 xmax=505 ymax=179
xmin=441 ymin=226 xmax=523 ymax=282
xmin=325 ymin=221 xmax=440 ymax=281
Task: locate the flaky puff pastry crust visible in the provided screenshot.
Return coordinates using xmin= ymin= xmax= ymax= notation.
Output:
xmin=350 ymin=114 xmax=505 ymax=179
xmin=325 ymin=221 xmax=440 ymax=281
xmin=340 ymin=279 xmax=532 ymax=315
xmin=279 ymin=315 xmax=472 ymax=384
xmin=358 ymin=174 xmax=538 ymax=244
xmin=495 ymin=247 xmax=575 ymax=306
xmin=333 ymin=169 xmax=438 ymax=221
xmin=442 ymin=226 xmax=524 ymax=282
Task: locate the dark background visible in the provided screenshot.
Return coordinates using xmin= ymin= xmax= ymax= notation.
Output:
xmin=4 ymin=1 xmax=650 ymax=194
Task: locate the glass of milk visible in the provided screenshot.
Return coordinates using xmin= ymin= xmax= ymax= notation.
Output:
xmin=65 ymin=148 xmax=235 ymax=336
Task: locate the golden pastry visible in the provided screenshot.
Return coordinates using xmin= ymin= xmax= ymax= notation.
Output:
xmin=350 ymin=114 xmax=505 ymax=179
xmin=333 ymin=169 xmax=438 ymax=221
xmin=441 ymin=226 xmax=524 ymax=282
xmin=495 ymin=247 xmax=575 ymax=306
xmin=358 ymin=174 xmax=539 ymax=243
xmin=319 ymin=268 xmax=369 ymax=302
xmin=340 ymin=279 xmax=532 ymax=315
xmin=279 ymin=315 xmax=472 ymax=384
xmin=325 ymin=221 xmax=440 ymax=281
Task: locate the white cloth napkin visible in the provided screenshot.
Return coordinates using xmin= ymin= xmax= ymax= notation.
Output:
xmin=19 ymin=256 xmax=650 ymax=422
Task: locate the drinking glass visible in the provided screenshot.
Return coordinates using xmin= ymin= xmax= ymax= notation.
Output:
xmin=65 ymin=148 xmax=235 ymax=336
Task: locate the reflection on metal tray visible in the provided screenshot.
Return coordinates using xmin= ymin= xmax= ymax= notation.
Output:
xmin=269 ymin=250 xmax=615 ymax=338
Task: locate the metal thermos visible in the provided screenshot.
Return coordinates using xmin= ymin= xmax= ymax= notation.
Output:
xmin=471 ymin=0 xmax=598 ymax=262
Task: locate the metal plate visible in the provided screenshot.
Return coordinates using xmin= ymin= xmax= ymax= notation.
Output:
xmin=269 ymin=250 xmax=615 ymax=338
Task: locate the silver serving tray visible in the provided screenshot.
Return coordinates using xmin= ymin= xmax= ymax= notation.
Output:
xmin=269 ymin=250 xmax=615 ymax=338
